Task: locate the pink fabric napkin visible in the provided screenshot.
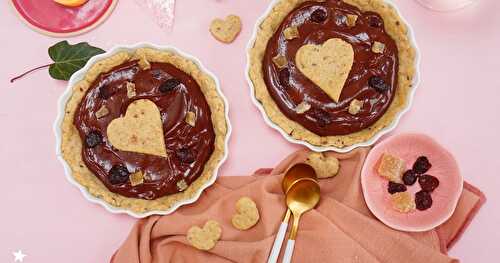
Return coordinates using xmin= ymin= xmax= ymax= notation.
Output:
xmin=111 ymin=148 xmax=485 ymax=262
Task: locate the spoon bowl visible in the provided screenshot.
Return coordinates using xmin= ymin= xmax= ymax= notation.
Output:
xmin=286 ymin=178 xmax=321 ymax=239
xmin=282 ymin=163 xmax=317 ymax=193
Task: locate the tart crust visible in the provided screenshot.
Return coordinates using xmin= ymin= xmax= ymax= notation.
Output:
xmin=248 ymin=0 xmax=416 ymax=148
xmin=61 ymin=48 xmax=228 ymax=214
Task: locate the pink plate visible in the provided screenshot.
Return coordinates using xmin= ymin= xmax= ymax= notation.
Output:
xmin=361 ymin=133 xmax=463 ymax=232
xmin=11 ymin=0 xmax=116 ymax=37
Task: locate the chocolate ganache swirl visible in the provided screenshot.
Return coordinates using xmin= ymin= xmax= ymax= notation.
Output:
xmin=74 ymin=60 xmax=215 ymax=200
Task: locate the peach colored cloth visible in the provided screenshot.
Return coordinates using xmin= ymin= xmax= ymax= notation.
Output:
xmin=111 ymin=149 xmax=485 ymax=263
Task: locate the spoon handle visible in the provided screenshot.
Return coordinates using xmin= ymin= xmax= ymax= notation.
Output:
xmin=267 ymin=209 xmax=291 ymax=263
xmin=282 ymin=212 xmax=300 ymax=263
xmin=281 ymin=239 xmax=295 ymax=263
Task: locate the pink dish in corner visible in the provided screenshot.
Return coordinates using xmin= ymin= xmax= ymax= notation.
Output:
xmin=11 ymin=0 xmax=117 ymax=37
xmin=361 ymin=133 xmax=463 ymax=232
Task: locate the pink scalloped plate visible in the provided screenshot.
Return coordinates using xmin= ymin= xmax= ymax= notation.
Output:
xmin=361 ymin=133 xmax=463 ymax=232
xmin=10 ymin=0 xmax=117 ymax=37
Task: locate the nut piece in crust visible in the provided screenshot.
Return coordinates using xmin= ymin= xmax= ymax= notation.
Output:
xmin=377 ymin=153 xmax=405 ymax=183
xmin=305 ymin=152 xmax=340 ymax=179
xmin=187 ymin=220 xmax=222 ymax=250
xmin=210 ymin=15 xmax=242 ymax=43
xmin=231 ymin=197 xmax=260 ymax=230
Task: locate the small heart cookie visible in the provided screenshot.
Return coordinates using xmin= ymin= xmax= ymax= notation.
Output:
xmin=231 ymin=197 xmax=260 ymax=230
xmin=210 ymin=15 xmax=242 ymax=43
xmin=107 ymin=99 xmax=167 ymax=157
xmin=305 ymin=152 xmax=340 ymax=179
xmin=296 ymin=38 xmax=354 ymax=103
xmin=187 ymin=220 xmax=222 ymax=250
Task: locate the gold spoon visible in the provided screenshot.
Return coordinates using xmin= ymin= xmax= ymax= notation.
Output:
xmin=282 ymin=178 xmax=321 ymax=263
xmin=267 ymin=163 xmax=317 ymax=263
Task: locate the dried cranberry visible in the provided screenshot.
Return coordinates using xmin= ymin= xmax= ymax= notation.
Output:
xmin=310 ymin=9 xmax=328 ymax=23
xmin=176 ymin=148 xmax=195 ymax=163
xmin=109 ymin=165 xmax=130 ymax=185
xmin=159 ymin=78 xmax=181 ymax=93
xmin=85 ymin=131 xmax=103 ymax=148
xmin=418 ymin=174 xmax=440 ymax=192
xmin=413 ymin=156 xmax=432 ymax=174
xmin=367 ymin=14 xmax=383 ymax=28
xmin=415 ymin=190 xmax=433 ymax=211
xmin=278 ymin=68 xmax=291 ymax=87
xmin=368 ymin=76 xmax=389 ymax=92
xmin=387 ymin=181 xmax=407 ymax=194
xmin=402 ymin=170 xmax=418 ymax=186
xmin=98 ymin=85 xmax=115 ymax=99
xmin=311 ymin=108 xmax=332 ymax=127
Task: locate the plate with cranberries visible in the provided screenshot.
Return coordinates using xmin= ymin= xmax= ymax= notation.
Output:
xmin=361 ymin=133 xmax=463 ymax=232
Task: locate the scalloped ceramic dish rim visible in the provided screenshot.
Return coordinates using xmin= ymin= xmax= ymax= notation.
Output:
xmin=360 ymin=133 xmax=464 ymax=232
xmin=54 ymin=42 xmax=232 ymax=218
xmin=245 ymin=0 xmax=422 ymax=153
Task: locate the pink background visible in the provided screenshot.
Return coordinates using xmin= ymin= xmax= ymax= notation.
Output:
xmin=0 ymin=0 xmax=499 ymax=262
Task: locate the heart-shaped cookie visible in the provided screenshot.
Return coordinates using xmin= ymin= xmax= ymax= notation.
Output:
xmin=187 ymin=220 xmax=222 ymax=250
xmin=305 ymin=152 xmax=340 ymax=179
xmin=209 ymin=15 xmax=242 ymax=43
xmin=107 ymin=99 xmax=167 ymax=157
xmin=231 ymin=197 xmax=260 ymax=230
xmin=295 ymin=38 xmax=354 ymax=103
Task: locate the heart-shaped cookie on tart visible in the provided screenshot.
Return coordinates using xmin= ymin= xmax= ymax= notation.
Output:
xmin=248 ymin=0 xmax=418 ymax=150
xmin=58 ymin=46 xmax=229 ymax=216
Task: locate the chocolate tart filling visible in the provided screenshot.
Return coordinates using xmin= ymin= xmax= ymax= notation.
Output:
xmin=263 ymin=0 xmax=399 ymax=136
xmin=74 ymin=61 xmax=215 ymax=200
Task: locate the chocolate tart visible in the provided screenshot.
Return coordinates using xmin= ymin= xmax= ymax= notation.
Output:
xmin=248 ymin=0 xmax=417 ymax=150
xmin=58 ymin=46 xmax=229 ymax=215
